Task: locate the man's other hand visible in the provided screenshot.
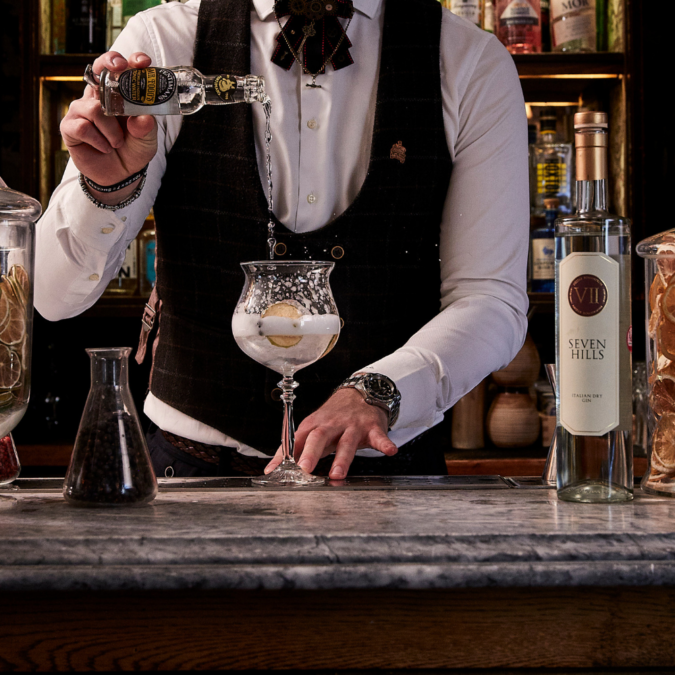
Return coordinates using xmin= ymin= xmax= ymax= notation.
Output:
xmin=264 ymin=388 xmax=398 ymax=479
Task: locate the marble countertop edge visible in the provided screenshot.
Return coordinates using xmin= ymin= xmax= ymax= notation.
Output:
xmin=1 ymin=560 xmax=674 ymax=592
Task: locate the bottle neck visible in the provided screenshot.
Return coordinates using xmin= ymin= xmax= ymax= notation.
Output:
xmin=576 ymin=179 xmax=607 ymax=214
xmin=204 ymin=75 xmax=249 ymax=105
xmin=88 ymin=348 xmax=131 ymax=387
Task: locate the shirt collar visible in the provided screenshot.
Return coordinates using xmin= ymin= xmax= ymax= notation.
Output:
xmin=253 ymin=0 xmax=381 ymax=21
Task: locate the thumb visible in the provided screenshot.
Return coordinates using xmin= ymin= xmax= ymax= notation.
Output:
xmin=126 ymin=115 xmax=157 ymax=140
xmin=366 ymin=427 xmax=398 ymax=457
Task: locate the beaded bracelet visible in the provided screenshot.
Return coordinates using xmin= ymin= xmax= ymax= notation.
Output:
xmin=78 ymin=171 xmax=147 ymax=211
xmin=82 ymin=165 xmax=148 ymax=193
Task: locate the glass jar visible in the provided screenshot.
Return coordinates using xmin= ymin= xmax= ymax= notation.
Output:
xmin=637 ymin=230 xmax=675 ymax=495
xmin=63 ymin=347 xmax=157 ymax=506
xmin=0 ymin=179 xmax=40 ymax=485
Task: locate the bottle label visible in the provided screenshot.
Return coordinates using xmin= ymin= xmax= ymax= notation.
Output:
xmin=119 ymin=243 xmax=138 ymax=280
xmin=499 ymin=0 xmax=539 ymax=26
xmin=536 ymin=162 xmax=568 ymax=194
xmin=450 ymin=0 xmax=481 ymax=26
xmin=531 ymin=238 xmax=555 ymax=280
xmin=558 ymin=253 xmax=620 ymax=436
xmin=484 ymin=1 xmax=495 ymax=31
xmin=119 ymin=68 xmax=177 ymax=106
xmin=214 ymin=75 xmax=238 ymax=102
xmin=551 ymin=0 xmax=594 ymax=17
xmin=552 ymin=11 xmax=596 ymax=46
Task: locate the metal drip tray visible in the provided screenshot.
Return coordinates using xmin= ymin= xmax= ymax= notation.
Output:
xmin=3 ymin=475 xmax=511 ymax=492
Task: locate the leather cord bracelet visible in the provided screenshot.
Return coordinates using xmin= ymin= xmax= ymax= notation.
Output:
xmin=79 ymin=171 xmax=147 ymax=211
xmin=82 ymin=165 xmax=148 ymax=193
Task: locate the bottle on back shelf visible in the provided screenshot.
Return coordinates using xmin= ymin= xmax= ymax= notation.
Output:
xmin=530 ymin=197 xmax=557 ymax=293
xmin=105 ymin=239 xmax=138 ymax=296
xmin=84 ymin=65 xmax=267 ymax=116
xmin=449 ymin=0 xmax=482 ymax=27
xmin=481 ymin=0 xmax=495 ymax=32
xmin=66 ymin=0 xmax=108 ymax=54
xmin=540 ymin=0 xmax=551 ymax=50
xmin=495 ymin=0 xmax=542 ymax=53
xmin=551 ymin=0 xmax=597 ymax=52
xmin=555 ymin=111 xmax=633 ymax=503
xmin=531 ymin=107 xmax=573 ymax=216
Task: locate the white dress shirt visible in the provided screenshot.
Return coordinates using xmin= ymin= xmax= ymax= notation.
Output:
xmin=35 ymin=0 xmax=530 ymax=458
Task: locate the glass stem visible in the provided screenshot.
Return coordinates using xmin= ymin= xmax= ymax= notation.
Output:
xmin=280 ymin=376 xmax=299 ymax=463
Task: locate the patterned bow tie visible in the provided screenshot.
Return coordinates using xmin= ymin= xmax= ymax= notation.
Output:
xmin=272 ymin=0 xmax=355 ymax=77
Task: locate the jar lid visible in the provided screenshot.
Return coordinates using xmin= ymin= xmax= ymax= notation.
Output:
xmin=636 ymin=230 xmax=675 ymax=259
xmin=0 ymin=178 xmax=42 ymax=221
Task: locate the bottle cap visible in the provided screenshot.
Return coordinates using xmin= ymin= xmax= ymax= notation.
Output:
xmin=574 ymin=111 xmax=608 ymax=130
xmin=540 ymin=107 xmax=557 ymax=134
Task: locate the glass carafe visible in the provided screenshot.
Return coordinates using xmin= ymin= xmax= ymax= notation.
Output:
xmin=0 ymin=178 xmax=39 ymax=485
xmin=63 ymin=348 xmax=157 ymax=506
xmin=637 ymin=231 xmax=675 ymax=496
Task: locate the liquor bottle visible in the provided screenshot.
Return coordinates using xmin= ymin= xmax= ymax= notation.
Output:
xmin=450 ymin=0 xmax=481 ymax=26
xmin=551 ymin=0 xmax=597 ymax=52
xmin=86 ymin=66 xmax=267 ymax=116
xmin=495 ymin=0 xmax=542 ymax=54
xmin=139 ymin=212 xmax=156 ymax=296
xmin=531 ymin=107 xmax=573 ymax=216
xmin=540 ymin=0 xmax=551 ymax=50
xmin=530 ymin=197 xmax=557 ymax=293
xmin=66 ymin=0 xmax=107 ymax=54
xmin=105 ymin=240 xmax=138 ymax=295
xmin=555 ymin=111 xmax=633 ymax=503
xmin=107 ymin=0 xmax=123 ymax=48
xmin=595 ymin=0 xmax=607 ymax=51
xmin=52 ymin=0 xmax=67 ymax=54
xmin=482 ymin=0 xmax=495 ymax=32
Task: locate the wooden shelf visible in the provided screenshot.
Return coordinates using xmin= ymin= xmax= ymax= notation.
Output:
xmin=514 ymin=52 xmax=624 ymax=77
xmin=82 ymin=295 xmax=149 ymax=318
xmin=40 ymin=54 xmax=102 ymax=78
xmin=38 ymin=52 xmax=625 ymax=80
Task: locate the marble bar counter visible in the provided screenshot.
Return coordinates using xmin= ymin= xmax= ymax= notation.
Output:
xmin=3 ymin=479 xmax=675 ymax=671
xmin=1 ymin=479 xmax=675 ymax=592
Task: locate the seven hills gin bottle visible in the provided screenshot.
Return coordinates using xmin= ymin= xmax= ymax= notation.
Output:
xmin=84 ymin=65 xmax=267 ymax=116
xmin=495 ymin=0 xmax=542 ymax=53
xmin=555 ymin=111 xmax=633 ymax=503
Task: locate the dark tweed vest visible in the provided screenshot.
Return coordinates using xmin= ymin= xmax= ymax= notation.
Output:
xmin=151 ymin=0 xmax=452 ymax=455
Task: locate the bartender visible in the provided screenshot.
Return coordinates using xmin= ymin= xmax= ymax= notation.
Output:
xmin=35 ymin=0 xmax=529 ymax=479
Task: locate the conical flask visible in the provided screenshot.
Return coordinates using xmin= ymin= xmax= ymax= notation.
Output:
xmin=64 ymin=348 xmax=157 ymax=506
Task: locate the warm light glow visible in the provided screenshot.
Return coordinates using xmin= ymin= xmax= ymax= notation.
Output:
xmin=42 ymin=76 xmax=83 ymax=82
xmin=527 ymin=102 xmax=579 ymax=106
xmin=519 ymin=74 xmax=621 ymax=79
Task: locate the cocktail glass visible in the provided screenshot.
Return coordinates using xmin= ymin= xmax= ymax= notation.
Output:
xmin=232 ymin=261 xmax=340 ymax=486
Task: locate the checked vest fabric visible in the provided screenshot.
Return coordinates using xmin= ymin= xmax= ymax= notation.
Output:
xmin=150 ymin=0 xmax=453 ymax=455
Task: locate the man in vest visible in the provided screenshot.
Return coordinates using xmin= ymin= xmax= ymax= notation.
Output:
xmin=36 ymin=0 xmax=529 ymax=479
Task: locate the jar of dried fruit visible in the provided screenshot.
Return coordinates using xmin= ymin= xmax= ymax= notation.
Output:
xmin=637 ymin=231 xmax=675 ymax=496
xmin=0 ymin=178 xmax=40 ymax=484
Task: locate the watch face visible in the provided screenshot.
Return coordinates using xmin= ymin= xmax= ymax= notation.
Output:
xmin=365 ymin=375 xmax=395 ymax=401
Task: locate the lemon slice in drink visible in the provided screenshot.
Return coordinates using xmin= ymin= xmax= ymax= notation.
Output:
xmin=262 ymin=302 xmax=303 ymax=348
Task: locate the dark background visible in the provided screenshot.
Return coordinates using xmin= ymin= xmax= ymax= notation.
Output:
xmin=0 ymin=0 xmax=670 ymax=450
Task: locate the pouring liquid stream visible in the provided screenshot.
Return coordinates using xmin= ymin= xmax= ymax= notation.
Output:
xmin=262 ymin=97 xmax=276 ymax=260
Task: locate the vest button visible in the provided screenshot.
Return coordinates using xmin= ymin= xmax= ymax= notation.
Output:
xmin=271 ymin=388 xmax=283 ymax=402
xmin=331 ymin=246 xmax=344 ymax=260
xmin=274 ymin=242 xmax=287 ymax=256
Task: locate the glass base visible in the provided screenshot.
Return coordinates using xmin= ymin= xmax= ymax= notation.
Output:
xmin=557 ymin=481 xmax=634 ymax=503
xmin=251 ymin=459 xmax=326 ymax=486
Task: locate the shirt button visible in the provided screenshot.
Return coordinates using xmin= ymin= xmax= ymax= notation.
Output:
xmin=307 ymin=119 xmax=317 ymax=130
xmin=307 ymin=193 xmax=317 ymax=204
xmin=101 ymin=227 xmax=114 ymax=234
xmin=121 ymin=216 xmax=127 ymax=222
xmin=89 ymin=274 xmax=100 ymax=281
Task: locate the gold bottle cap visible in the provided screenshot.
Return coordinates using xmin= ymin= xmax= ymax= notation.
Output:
xmin=574 ymin=111 xmax=608 ymax=130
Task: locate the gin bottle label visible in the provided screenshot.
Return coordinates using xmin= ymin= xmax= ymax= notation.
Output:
xmin=559 ymin=252 xmax=620 ymax=435
xmin=119 ymin=68 xmax=177 ymax=106
xmin=499 ymin=0 xmax=539 ymax=26
xmin=450 ymin=0 xmax=481 ymax=26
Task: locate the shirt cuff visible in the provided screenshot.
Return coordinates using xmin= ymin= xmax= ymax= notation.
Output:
xmin=357 ymin=348 xmax=446 ymax=431
xmin=63 ymin=179 xmax=132 ymax=253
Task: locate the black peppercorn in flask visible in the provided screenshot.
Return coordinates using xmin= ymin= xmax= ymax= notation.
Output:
xmin=63 ymin=348 xmax=157 ymax=506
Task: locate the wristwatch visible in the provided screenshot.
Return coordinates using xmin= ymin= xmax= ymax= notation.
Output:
xmin=337 ymin=372 xmax=401 ymax=429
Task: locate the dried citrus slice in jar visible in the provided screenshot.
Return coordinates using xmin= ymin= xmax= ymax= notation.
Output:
xmin=9 ymin=265 xmax=30 ymax=300
xmin=657 ymin=242 xmax=675 ymax=286
xmin=0 ymin=344 xmax=21 ymax=389
xmin=0 ymin=297 xmax=25 ymax=346
xmin=262 ymin=301 xmax=303 ymax=348
xmin=651 ymin=376 xmax=675 ymax=417
xmin=658 ymin=319 xmax=675 ymax=361
xmin=652 ymin=412 xmax=675 ymax=476
xmin=0 ymin=287 xmax=9 ymax=335
xmin=662 ymin=277 xmax=675 ymax=324
xmin=651 ymin=275 xmax=666 ymax=312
